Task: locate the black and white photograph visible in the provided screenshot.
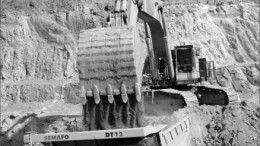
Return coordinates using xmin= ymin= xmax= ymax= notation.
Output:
xmin=0 ymin=0 xmax=259 ymax=145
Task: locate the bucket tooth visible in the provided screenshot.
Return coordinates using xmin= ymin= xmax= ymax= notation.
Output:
xmin=107 ymin=84 xmax=114 ymax=104
xmin=121 ymin=84 xmax=128 ymax=103
xmin=93 ymin=85 xmax=100 ymax=104
xmin=135 ymin=83 xmax=141 ymax=102
xmin=80 ymin=86 xmax=87 ymax=105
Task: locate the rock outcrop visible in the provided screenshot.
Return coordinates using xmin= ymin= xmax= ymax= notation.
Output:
xmin=0 ymin=0 xmax=113 ymax=105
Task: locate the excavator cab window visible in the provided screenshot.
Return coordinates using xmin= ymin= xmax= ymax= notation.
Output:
xmin=175 ymin=46 xmax=194 ymax=73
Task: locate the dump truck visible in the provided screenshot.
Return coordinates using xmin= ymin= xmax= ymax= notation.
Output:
xmin=24 ymin=117 xmax=191 ymax=146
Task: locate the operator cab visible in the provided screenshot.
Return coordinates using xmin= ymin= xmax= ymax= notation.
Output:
xmin=172 ymin=45 xmax=215 ymax=85
xmin=174 ymin=45 xmax=195 ymax=73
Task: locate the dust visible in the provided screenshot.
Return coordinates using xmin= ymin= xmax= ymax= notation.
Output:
xmin=83 ymin=94 xmax=144 ymax=131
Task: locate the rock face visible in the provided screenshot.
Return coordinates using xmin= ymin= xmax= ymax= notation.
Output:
xmin=0 ymin=0 xmax=259 ymax=105
xmin=0 ymin=0 xmax=113 ymax=105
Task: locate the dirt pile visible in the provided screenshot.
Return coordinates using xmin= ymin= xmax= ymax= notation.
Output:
xmin=203 ymin=104 xmax=260 ymax=146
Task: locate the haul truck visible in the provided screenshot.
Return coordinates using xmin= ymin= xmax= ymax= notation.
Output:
xmin=24 ymin=117 xmax=191 ymax=146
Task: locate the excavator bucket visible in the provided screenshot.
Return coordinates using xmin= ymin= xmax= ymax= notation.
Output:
xmin=78 ymin=26 xmax=145 ymax=130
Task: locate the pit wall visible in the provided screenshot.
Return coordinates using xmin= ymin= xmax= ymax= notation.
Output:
xmin=0 ymin=0 xmax=107 ymax=105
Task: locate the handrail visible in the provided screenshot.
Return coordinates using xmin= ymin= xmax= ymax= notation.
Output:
xmin=159 ymin=116 xmax=191 ymax=146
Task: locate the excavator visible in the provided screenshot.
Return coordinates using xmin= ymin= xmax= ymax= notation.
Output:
xmin=77 ymin=0 xmax=239 ymax=131
xmin=23 ymin=0 xmax=240 ymax=145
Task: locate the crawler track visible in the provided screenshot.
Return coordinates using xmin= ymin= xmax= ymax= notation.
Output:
xmin=143 ymin=85 xmax=240 ymax=110
xmin=195 ymin=85 xmax=240 ymax=105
